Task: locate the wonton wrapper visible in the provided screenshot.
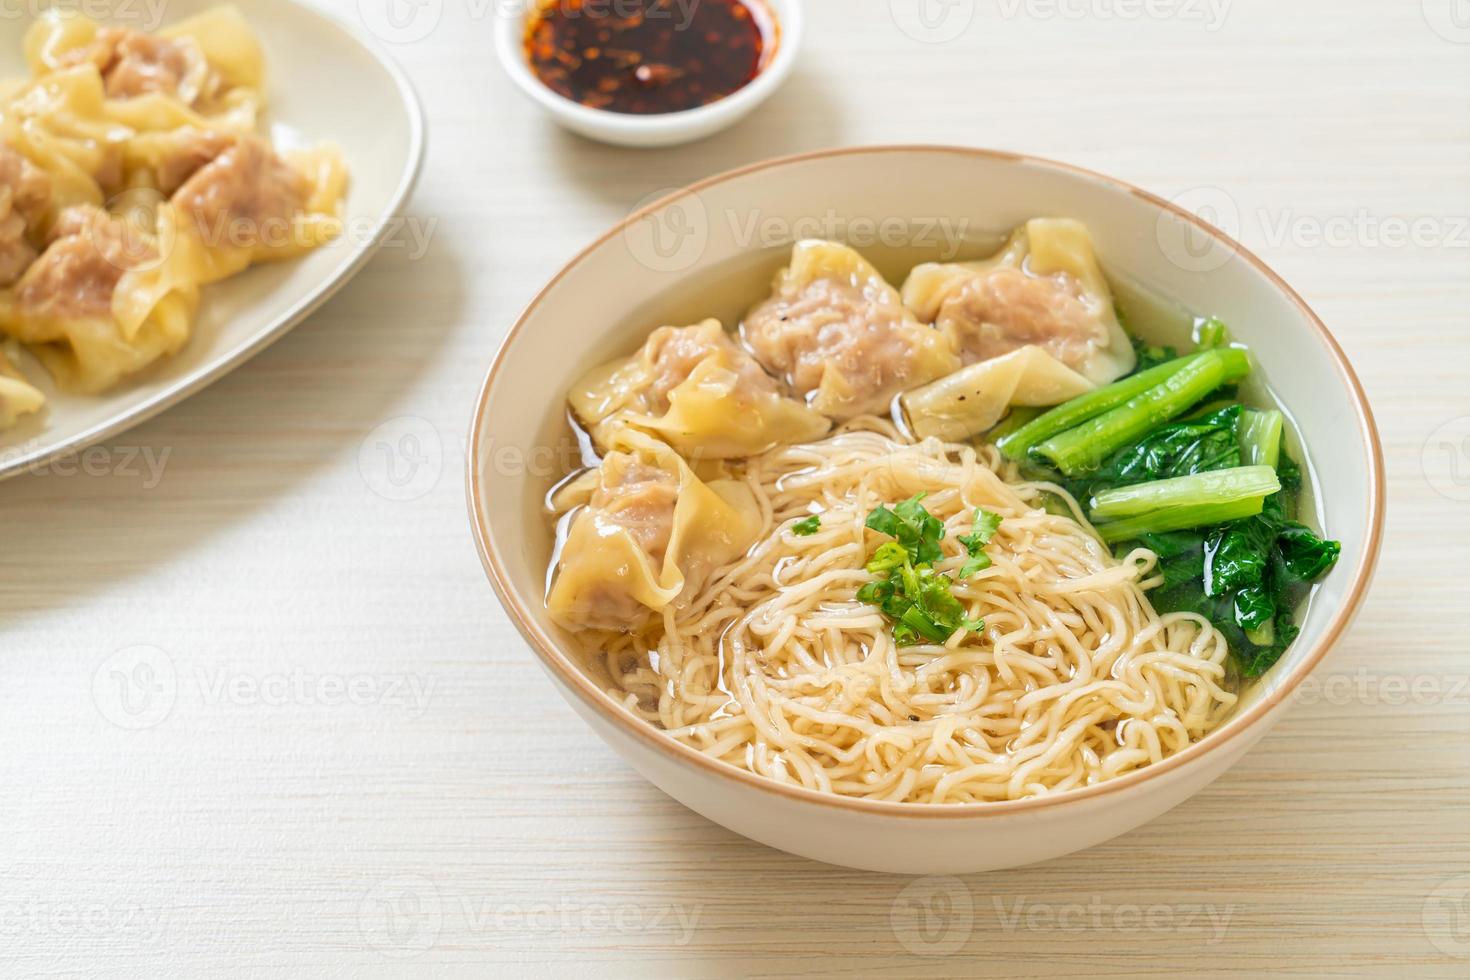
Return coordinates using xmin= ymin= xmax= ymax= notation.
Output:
xmin=0 ymin=6 xmax=344 ymax=397
xmin=899 ymin=345 xmax=1095 ymax=443
xmin=0 ymin=348 xmax=44 ymax=428
xmin=24 ymin=6 xmax=264 ymax=133
xmin=901 ymin=218 xmax=1135 ymax=387
xmin=570 ymin=318 xmax=830 ymax=460
xmin=127 ymin=138 xmax=347 ymax=300
xmin=741 ymin=240 xmax=961 ymax=421
xmin=0 ymin=205 xmax=199 ymax=392
xmin=547 ymin=430 xmax=761 ymax=631
xmin=0 ymin=66 xmax=124 ymax=212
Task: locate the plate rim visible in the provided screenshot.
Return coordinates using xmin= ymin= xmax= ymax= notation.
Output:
xmin=0 ymin=0 xmax=428 ymax=482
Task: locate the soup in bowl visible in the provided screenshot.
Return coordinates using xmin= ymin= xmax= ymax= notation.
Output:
xmin=468 ymin=146 xmax=1383 ymax=873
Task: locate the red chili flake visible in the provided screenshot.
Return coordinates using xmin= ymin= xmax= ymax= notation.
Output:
xmin=524 ymin=0 xmax=774 ymax=115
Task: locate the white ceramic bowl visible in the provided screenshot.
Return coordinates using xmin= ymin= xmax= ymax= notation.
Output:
xmin=467 ymin=146 xmax=1385 ymax=874
xmin=494 ymin=0 xmax=802 ymax=147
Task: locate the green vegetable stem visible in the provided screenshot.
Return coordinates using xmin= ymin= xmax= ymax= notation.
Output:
xmin=1033 ymin=348 xmax=1251 ymax=476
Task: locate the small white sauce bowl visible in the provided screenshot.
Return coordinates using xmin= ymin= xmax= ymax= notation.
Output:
xmin=494 ymin=0 xmax=802 ymax=148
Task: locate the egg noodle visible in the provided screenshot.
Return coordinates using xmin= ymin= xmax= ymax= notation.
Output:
xmin=577 ymin=418 xmax=1239 ymax=804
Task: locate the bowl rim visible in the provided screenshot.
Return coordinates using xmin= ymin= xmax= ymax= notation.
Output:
xmin=466 ymin=144 xmax=1386 ymax=819
xmin=492 ymin=0 xmax=802 ymax=139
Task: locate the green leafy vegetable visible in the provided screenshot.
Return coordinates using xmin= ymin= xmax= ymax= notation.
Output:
xmin=791 ymin=515 xmax=821 ymax=536
xmin=1140 ymin=467 xmax=1341 ymax=676
xmin=1085 ymin=405 xmax=1243 ymax=491
xmin=1132 ymin=335 xmax=1180 ymax=372
xmin=856 ymin=499 xmax=1000 ymax=646
xmin=1034 ymin=348 xmax=1252 ymax=476
xmin=1090 ymin=497 xmax=1268 ymax=544
xmin=1089 ymin=465 xmax=1280 ymax=523
xmin=1194 ymin=317 xmax=1232 ymax=349
xmin=995 ymin=352 xmax=1210 ymax=461
xmin=985 ymin=406 xmax=1043 ymax=444
xmin=1238 ymin=408 xmax=1284 ymax=469
xmin=865 ymin=493 xmax=944 ymax=565
xmin=865 ymin=541 xmax=908 ymax=573
xmin=984 ymin=315 xmax=1339 ymax=675
xmin=957 ymin=508 xmax=1003 ymax=578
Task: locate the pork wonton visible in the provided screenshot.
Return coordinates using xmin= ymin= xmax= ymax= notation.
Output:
xmin=547 ymin=430 xmax=761 ymax=631
xmin=570 ymin=318 xmax=830 ymax=460
xmin=901 ymin=218 xmax=1135 ymax=387
xmin=741 ymin=240 xmax=961 ymax=421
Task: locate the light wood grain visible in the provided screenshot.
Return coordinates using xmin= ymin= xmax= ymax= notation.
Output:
xmin=3 ymin=0 xmax=1468 ymax=976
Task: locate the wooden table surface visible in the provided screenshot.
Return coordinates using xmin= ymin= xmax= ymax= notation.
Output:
xmin=4 ymin=1 xmax=1468 ymax=976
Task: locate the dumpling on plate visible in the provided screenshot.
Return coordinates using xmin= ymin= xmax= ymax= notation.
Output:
xmin=0 ymin=143 xmax=53 ymax=287
xmin=547 ymin=430 xmax=761 ymax=631
xmin=570 ymin=318 xmax=830 ymax=460
xmin=0 ymin=204 xmax=198 ymax=392
xmin=0 ymin=66 xmax=126 ymax=209
xmin=740 ymin=240 xmax=961 ymax=421
xmin=24 ymin=6 xmax=265 ymax=131
xmin=107 ymin=134 xmax=345 ymax=359
xmin=901 ymin=218 xmax=1136 ymax=387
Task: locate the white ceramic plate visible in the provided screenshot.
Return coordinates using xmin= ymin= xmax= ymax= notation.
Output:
xmin=0 ymin=0 xmax=425 ymax=481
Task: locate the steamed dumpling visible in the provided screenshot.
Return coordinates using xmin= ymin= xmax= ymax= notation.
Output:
xmin=740 ymin=240 xmax=961 ymax=421
xmin=570 ymin=318 xmax=830 ymax=459
xmin=547 ymin=430 xmax=761 ymax=631
xmin=0 ymin=204 xmax=198 ymax=392
xmin=25 ymin=6 xmax=265 ymax=131
xmin=901 ymin=218 xmax=1135 ymax=387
